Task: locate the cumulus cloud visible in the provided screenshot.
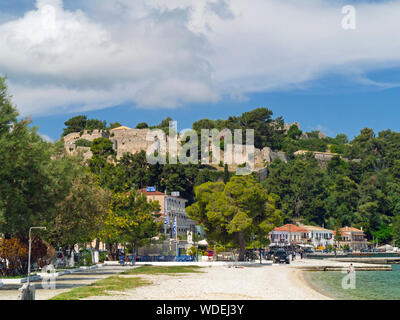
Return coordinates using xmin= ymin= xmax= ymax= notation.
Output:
xmin=0 ymin=0 xmax=400 ymax=116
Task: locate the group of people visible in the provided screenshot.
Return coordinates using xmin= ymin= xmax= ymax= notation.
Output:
xmin=288 ymin=249 xmax=304 ymax=261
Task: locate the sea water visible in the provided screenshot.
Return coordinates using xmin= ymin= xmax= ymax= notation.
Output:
xmin=303 ymin=264 xmax=400 ymax=300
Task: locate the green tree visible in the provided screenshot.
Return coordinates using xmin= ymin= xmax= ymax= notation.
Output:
xmin=392 ymin=214 xmax=400 ymax=247
xmin=114 ymin=151 xmax=162 ymax=191
xmin=101 ymin=191 xmax=161 ymax=254
xmin=187 ymin=175 xmax=280 ymax=261
xmin=108 ymin=122 xmax=122 ymax=130
xmin=287 ymin=124 xmax=302 ymax=140
xmin=86 ymin=119 xmax=107 ymax=131
xmin=136 ymin=122 xmax=149 ymax=129
xmin=62 ymin=115 xmax=87 ymax=136
xmin=45 ymin=171 xmax=110 ymax=248
xmin=0 ymin=77 xmax=61 ymax=238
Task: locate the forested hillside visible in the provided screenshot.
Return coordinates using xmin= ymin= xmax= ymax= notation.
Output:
xmin=60 ymin=108 xmax=400 ymax=245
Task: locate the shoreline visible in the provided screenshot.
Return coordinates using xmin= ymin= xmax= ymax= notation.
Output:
xmin=296 ymin=270 xmax=335 ymax=300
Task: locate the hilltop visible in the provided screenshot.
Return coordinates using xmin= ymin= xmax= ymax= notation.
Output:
xmin=62 ymin=108 xmax=340 ymax=171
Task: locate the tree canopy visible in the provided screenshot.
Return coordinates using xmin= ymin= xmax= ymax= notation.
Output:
xmin=187 ymin=175 xmax=280 ymax=260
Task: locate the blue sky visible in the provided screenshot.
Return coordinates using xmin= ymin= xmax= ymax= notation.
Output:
xmin=31 ymin=80 xmax=400 ymax=141
xmin=1 ymin=0 xmax=400 ymax=141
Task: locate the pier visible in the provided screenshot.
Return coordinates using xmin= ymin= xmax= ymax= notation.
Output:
xmin=291 ymin=259 xmax=392 ymax=271
xmin=327 ymin=257 xmax=400 ymax=265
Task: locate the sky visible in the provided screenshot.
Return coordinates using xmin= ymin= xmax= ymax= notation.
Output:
xmin=0 ymin=0 xmax=400 ymax=142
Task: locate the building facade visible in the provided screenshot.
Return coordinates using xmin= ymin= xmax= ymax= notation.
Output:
xmin=269 ymin=224 xmax=309 ymax=246
xmin=139 ymin=188 xmax=196 ymax=237
xmin=300 ymin=225 xmax=334 ymax=249
xmin=334 ymin=226 xmax=368 ymax=250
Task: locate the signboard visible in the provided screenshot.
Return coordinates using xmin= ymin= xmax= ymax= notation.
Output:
xmin=146 ymin=186 xmax=156 ymax=192
xmin=171 ymin=191 xmax=180 ymax=197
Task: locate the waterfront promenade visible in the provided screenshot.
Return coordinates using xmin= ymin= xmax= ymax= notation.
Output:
xmin=0 ymin=258 xmax=391 ymax=300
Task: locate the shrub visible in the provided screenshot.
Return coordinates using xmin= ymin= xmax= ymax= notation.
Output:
xmin=85 ymin=252 xmax=93 ymax=266
xmin=78 ymin=250 xmax=93 ymax=266
xmin=187 ymin=246 xmax=197 ymax=257
xmin=75 ymin=139 xmax=92 ymax=147
xmin=99 ymin=251 xmax=107 ymax=262
xmin=0 ymin=237 xmax=54 ymax=277
xmin=215 ymin=244 xmax=226 ymax=254
xmin=0 ymin=238 xmax=28 ymax=277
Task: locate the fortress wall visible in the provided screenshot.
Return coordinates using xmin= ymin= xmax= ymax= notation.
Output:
xmin=64 ymin=128 xmax=280 ymax=168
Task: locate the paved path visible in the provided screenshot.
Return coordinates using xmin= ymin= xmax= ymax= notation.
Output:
xmin=0 ymin=265 xmax=135 ymax=300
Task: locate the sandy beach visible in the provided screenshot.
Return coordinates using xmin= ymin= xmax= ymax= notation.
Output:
xmin=85 ymin=262 xmax=330 ymax=300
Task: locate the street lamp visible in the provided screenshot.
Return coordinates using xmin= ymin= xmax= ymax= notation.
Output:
xmin=27 ymin=227 xmax=46 ymax=285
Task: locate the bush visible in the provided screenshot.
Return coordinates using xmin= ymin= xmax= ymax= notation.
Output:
xmin=0 ymin=238 xmax=28 ymax=277
xmin=99 ymin=251 xmax=107 ymax=262
xmin=187 ymin=246 xmax=197 ymax=257
xmin=78 ymin=250 xmax=93 ymax=266
xmin=75 ymin=139 xmax=92 ymax=147
xmin=215 ymin=244 xmax=226 ymax=254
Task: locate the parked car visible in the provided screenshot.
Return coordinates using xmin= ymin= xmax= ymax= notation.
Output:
xmin=266 ymin=250 xmax=275 ymax=260
xmin=245 ymin=250 xmax=258 ymax=261
xmin=303 ymin=248 xmax=314 ymax=254
xmin=273 ymin=249 xmax=290 ymax=264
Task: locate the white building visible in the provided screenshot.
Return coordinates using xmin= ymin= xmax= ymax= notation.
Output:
xmin=139 ymin=188 xmax=196 ymax=237
xmin=269 ymin=224 xmax=309 ymax=246
xmin=301 ymin=225 xmax=334 ymax=249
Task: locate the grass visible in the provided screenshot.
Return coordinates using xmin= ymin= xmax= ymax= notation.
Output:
xmin=50 ymin=276 xmax=151 ymax=300
xmin=50 ymin=265 xmax=204 ymax=300
xmin=121 ymin=265 xmax=204 ymax=275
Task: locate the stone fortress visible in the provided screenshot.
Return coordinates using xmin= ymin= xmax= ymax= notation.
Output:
xmin=64 ymin=125 xmax=289 ymax=170
xmin=63 ymin=122 xmax=334 ymax=173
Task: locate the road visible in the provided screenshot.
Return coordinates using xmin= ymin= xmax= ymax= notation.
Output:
xmin=0 ymin=264 xmax=135 ymax=300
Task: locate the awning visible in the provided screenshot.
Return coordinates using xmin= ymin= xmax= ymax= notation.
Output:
xmin=298 ymin=244 xmax=313 ymax=248
xmin=198 ymin=240 xmax=208 ymax=246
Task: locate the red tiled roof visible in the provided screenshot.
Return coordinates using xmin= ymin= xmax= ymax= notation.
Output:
xmin=340 ymin=226 xmax=364 ymax=233
xmin=138 ymin=188 xmax=188 ymax=201
xmin=138 ymin=188 xmax=167 ymax=196
xmin=273 ymin=224 xmax=308 ymax=233
xmin=333 ymin=227 xmax=364 ymax=236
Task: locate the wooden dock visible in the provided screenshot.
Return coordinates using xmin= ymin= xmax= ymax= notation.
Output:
xmin=328 ymin=257 xmax=400 ymax=265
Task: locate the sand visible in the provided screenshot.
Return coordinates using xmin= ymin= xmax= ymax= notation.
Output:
xmin=86 ymin=263 xmax=330 ymax=300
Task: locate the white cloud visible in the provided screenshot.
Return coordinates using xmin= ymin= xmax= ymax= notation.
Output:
xmin=39 ymin=133 xmax=54 ymax=142
xmin=1 ymin=0 xmax=400 ymax=116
